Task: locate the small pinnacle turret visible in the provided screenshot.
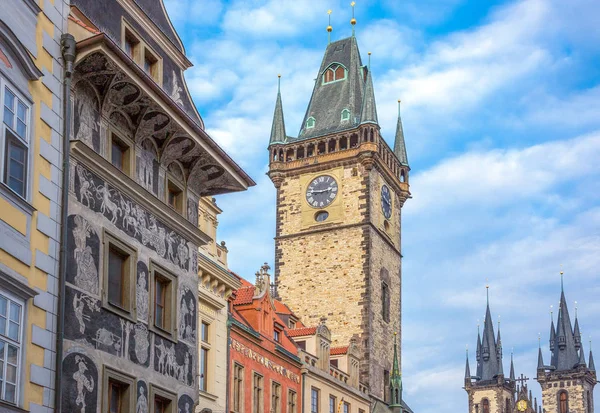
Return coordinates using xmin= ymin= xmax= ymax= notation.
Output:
xmin=390 ymin=333 xmax=403 ymax=408
xmin=465 ymin=349 xmax=471 ymax=381
xmin=509 ymin=353 xmax=515 ymax=381
xmin=589 ymin=347 xmax=596 ymax=371
xmin=269 ymin=76 xmax=287 ymax=146
xmin=537 ymin=345 xmax=544 ymax=371
xmin=360 ymin=68 xmax=378 ymax=125
xmin=577 ymin=340 xmax=587 ymax=367
xmin=393 ymin=100 xmax=409 ymax=167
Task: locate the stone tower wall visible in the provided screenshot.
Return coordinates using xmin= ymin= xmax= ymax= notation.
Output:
xmin=467 ymin=387 xmax=513 ymax=413
xmin=540 ymin=378 xmax=594 ymax=413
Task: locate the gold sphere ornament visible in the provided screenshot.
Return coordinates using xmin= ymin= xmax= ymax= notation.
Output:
xmin=327 ymin=25 xmax=333 ymax=32
xmin=350 ymin=18 xmax=356 ymax=25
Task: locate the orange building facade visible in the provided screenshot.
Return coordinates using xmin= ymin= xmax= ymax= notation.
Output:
xmin=228 ymin=264 xmax=302 ymax=413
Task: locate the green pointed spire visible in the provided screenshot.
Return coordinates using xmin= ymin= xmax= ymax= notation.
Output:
xmin=360 ymin=66 xmax=378 ymax=125
xmin=394 ymin=100 xmax=409 ymax=166
xmin=269 ymin=75 xmax=287 ymax=146
xmin=390 ymin=332 xmax=403 ymax=408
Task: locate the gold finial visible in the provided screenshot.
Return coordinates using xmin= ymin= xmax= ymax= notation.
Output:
xmin=350 ymin=1 xmax=357 ymax=35
xmin=394 ymin=331 xmax=397 ymax=336
xmin=327 ymin=9 xmax=333 ymax=43
xmin=560 ymin=264 xmax=564 ymax=292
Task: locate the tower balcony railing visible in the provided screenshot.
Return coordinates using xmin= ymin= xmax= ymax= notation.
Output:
xmin=269 ymin=125 xmax=409 ymax=187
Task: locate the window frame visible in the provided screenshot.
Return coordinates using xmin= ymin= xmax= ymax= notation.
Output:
xmin=0 ymin=80 xmax=32 ymax=201
xmin=287 ymin=389 xmax=297 ymax=413
xmin=149 ymin=383 xmax=176 ymax=413
xmin=0 ymin=289 xmax=24 ymax=406
xmin=341 ymin=108 xmax=351 ymax=122
xmin=108 ymin=131 xmax=134 ymax=176
xmin=252 ymin=372 xmax=264 ymax=413
xmin=482 ymin=398 xmax=490 ymax=413
xmin=271 ymin=380 xmax=281 ymax=413
xmin=102 ymin=231 xmax=137 ymax=321
xmin=199 ymin=320 xmax=211 ymax=393
xmin=306 ymin=117 xmax=316 ymax=129
xmin=329 ymin=395 xmax=336 ymax=413
xmin=322 ymin=63 xmax=347 ymax=85
xmin=102 ymin=366 xmax=136 ymax=413
xmin=558 ymin=391 xmax=568 ymax=413
xmin=311 ymin=387 xmax=320 ymax=413
xmin=148 ymin=261 xmax=178 ymax=341
xmin=343 ymin=402 xmax=350 ymax=413
xmin=165 ymin=170 xmax=185 ymax=214
xmin=232 ymin=363 xmax=244 ymax=413
xmin=121 ymin=19 xmax=163 ymax=85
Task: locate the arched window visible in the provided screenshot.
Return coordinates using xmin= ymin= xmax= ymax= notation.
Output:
xmin=322 ymin=64 xmax=347 ymax=84
xmin=482 ymin=399 xmax=489 ymax=413
xmin=306 ymin=117 xmax=316 ymax=129
xmin=559 ymin=391 xmax=568 ymax=413
xmin=341 ymin=108 xmax=350 ymax=121
xmin=400 ymin=170 xmax=406 ymax=183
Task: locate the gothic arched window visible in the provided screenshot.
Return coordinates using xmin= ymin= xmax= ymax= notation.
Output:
xmin=341 ymin=108 xmax=350 ymax=121
xmin=559 ymin=391 xmax=568 ymax=413
xmin=323 ymin=64 xmax=347 ymax=84
xmin=482 ymin=399 xmax=490 ymax=413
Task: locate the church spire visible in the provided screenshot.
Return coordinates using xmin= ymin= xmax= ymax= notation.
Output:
xmin=549 ymin=306 xmax=556 ymax=352
xmin=550 ymin=272 xmax=580 ymax=371
xmin=497 ymin=319 xmax=504 ymax=376
xmin=509 ymin=351 xmax=515 ymax=382
xmin=589 ymin=341 xmax=596 ymax=371
xmin=360 ymin=65 xmax=378 ymax=125
xmin=390 ymin=332 xmax=403 ymax=408
xmin=269 ymin=75 xmax=287 ymax=146
xmin=465 ymin=348 xmax=471 ymax=381
xmin=577 ymin=339 xmax=587 ymax=367
xmin=394 ymin=100 xmax=409 ymax=166
xmin=480 ymin=287 xmax=500 ymax=381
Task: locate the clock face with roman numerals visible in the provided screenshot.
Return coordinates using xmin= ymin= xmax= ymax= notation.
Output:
xmin=306 ymin=175 xmax=338 ymax=208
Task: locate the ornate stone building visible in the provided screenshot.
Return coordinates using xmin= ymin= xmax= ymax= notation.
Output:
xmin=198 ymin=197 xmax=241 ymax=412
xmin=464 ymin=292 xmax=515 ymax=413
xmin=0 ymin=1 xmax=68 ymax=411
xmin=60 ymin=1 xmax=253 ymax=413
xmin=537 ymin=279 xmax=596 ymax=413
xmin=267 ymin=28 xmax=411 ymax=408
xmin=464 ymin=278 xmax=597 ymax=413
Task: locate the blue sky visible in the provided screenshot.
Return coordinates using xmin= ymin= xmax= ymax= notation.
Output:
xmin=163 ymin=0 xmax=600 ymax=411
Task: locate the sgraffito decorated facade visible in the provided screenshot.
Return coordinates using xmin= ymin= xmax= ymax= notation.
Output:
xmin=61 ymin=1 xmax=254 ymax=413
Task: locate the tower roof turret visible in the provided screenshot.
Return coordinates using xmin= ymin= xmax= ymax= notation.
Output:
xmin=550 ymin=287 xmax=580 ymax=371
xmin=360 ymin=65 xmax=378 ymax=125
xmin=465 ymin=349 xmax=471 ymax=380
xmin=480 ymin=290 xmax=501 ymax=381
xmin=589 ymin=345 xmax=596 ymax=371
xmin=509 ymin=352 xmax=515 ymax=381
xmin=549 ymin=309 xmax=556 ymax=352
xmin=390 ymin=332 xmax=403 ymax=407
xmin=394 ymin=100 xmax=409 ymax=166
xmin=269 ymin=76 xmax=287 ymax=146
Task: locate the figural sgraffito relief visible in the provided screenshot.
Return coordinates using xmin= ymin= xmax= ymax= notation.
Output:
xmin=136 ymin=261 xmax=149 ymax=323
xmin=72 ymin=215 xmax=100 ymax=295
xmin=178 ymin=285 xmax=196 ymax=343
xmin=154 ymin=336 xmax=195 ymax=386
xmin=170 ymin=70 xmax=184 ymax=107
xmin=65 ymin=287 xmax=150 ymax=367
xmin=62 ymin=352 xmax=98 ymax=413
xmin=73 ymin=162 xmax=194 ymax=271
xmin=137 ymin=381 xmax=148 ymax=413
xmin=178 ymin=394 xmax=194 ymax=413
xmin=186 ymin=197 xmax=198 ymax=227
xmin=137 ymin=139 xmax=159 ymax=196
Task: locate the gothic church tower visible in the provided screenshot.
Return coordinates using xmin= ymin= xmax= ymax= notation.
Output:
xmin=536 ymin=277 xmax=596 ymax=413
xmin=267 ymin=32 xmax=410 ymax=402
xmin=464 ymin=292 xmax=516 ymax=413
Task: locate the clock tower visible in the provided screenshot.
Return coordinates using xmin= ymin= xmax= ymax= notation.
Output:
xmin=267 ymin=33 xmax=410 ymax=402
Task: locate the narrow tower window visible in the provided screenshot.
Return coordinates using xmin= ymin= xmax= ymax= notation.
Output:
xmin=559 ymin=391 xmax=568 ymax=413
xmin=482 ymin=399 xmax=489 ymax=413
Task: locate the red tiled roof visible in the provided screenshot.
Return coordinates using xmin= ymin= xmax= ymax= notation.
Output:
xmin=232 ymin=286 xmax=255 ymax=305
xmin=287 ymin=326 xmax=317 ymax=337
xmin=330 ymin=346 xmax=349 ymax=356
xmin=274 ymin=299 xmax=294 ymax=315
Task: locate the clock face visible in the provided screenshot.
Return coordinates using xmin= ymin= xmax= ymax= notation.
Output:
xmin=306 ymin=175 xmax=338 ymax=208
xmin=381 ymin=185 xmax=392 ymax=219
xmin=517 ymin=399 xmax=528 ymax=412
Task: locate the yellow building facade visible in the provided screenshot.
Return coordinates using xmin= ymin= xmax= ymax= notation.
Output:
xmin=0 ymin=0 xmax=68 ymax=412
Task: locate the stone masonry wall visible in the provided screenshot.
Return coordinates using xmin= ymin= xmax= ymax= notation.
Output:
xmin=541 ymin=379 xmax=593 ymax=413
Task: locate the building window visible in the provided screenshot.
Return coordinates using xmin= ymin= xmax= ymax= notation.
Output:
xmin=122 ymin=21 xmax=162 ymax=85
xmin=200 ymin=321 xmax=210 ymax=392
xmin=330 ymin=359 xmax=338 ymax=368
xmin=559 ymin=392 xmax=568 ymax=413
xmin=311 ymin=387 xmax=319 ymax=413
xmin=2 ymin=85 xmax=30 ymax=198
xmin=295 ymin=340 xmax=306 ymax=351
xmin=383 ymin=369 xmax=390 ymax=403
xmin=0 ymin=292 xmax=22 ymax=404
xmin=166 ymin=179 xmax=183 ymax=213
xmin=109 ymin=133 xmax=132 ymax=174
xmin=123 ymin=28 xmax=140 ymax=60
xmin=506 ymin=398 xmax=510 ymax=413
xmin=323 ymin=64 xmax=347 ymax=84
xmin=143 ymin=48 xmax=159 ymax=80
xmin=253 ymin=373 xmax=263 ymax=413
xmin=287 ymin=390 xmax=297 ymax=413
xmin=343 ymin=402 xmax=350 ymax=413
xmin=329 ymin=395 xmax=336 ymax=413
xmin=103 ymin=233 xmax=136 ymax=319
xmin=482 ymin=398 xmax=490 ymax=413
xmin=306 ymin=116 xmax=316 ymax=129
xmin=289 ymin=320 xmax=296 ymax=329
xmin=149 ymin=262 xmax=177 ymax=339
xmin=341 ymin=108 xmax=350 ymax=121
xmin=382 ymin=282 xmax=390 ymax=322
xmin=103 ymin=368 xmax=135 ymax=413
xmin=233 ymin=363 xmax=244 ymax=412
xmin=274 ymin=329 xmax=280 ymax=342
xmin=271 ymin=382 xmax=281 ymax=413
xmin=359 ymin=410 xmax=365 ymax=413
xmin=149 ymin=384 xmax=176 ymax=413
